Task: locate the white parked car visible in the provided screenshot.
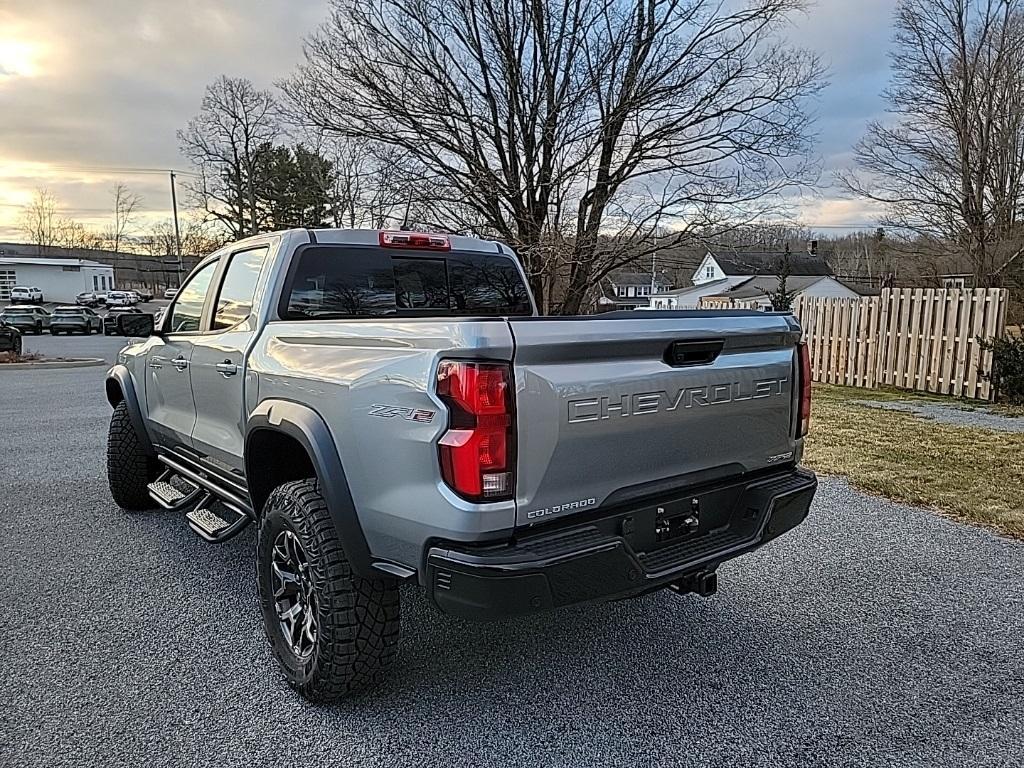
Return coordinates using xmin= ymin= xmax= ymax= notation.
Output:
xmin=104 ymin=291 xmax=133 ymax=307
xmin=125 ymin=291 xmax=142 ymax=305
xmin=10 ymin=286 xmax=43 ymax=303
xmin=163 ymin=287 xmax=178 ymax=299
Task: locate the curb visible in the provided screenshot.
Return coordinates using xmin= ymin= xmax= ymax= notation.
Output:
xmin=0 ymin=357 xmax=107 ymax=370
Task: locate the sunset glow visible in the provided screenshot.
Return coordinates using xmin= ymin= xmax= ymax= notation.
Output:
xmin=0 ymin=38 xmax=44 ymax=79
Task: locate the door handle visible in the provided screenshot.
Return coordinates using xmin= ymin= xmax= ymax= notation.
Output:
xmin=171 ymin=356 xmax=189 ymax=371
xmin=216 ymin=361 xmax=238 ymax=378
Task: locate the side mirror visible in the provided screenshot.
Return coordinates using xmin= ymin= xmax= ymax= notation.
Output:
xmin=118 ymin=313 xmax=156 ymax=337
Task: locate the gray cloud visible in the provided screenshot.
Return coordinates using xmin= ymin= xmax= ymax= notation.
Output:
xmin=0 ymin=0 xmax=899 ymax=237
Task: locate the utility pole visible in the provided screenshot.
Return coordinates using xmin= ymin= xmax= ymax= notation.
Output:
xmin=169 ymin=171 xmax=183 ymax=287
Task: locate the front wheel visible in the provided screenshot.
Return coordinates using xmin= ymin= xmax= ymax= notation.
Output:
xmin=257 ymin=478 xmax=400 ymax=702
xmin=35 ymin=322 xmax=42 ymax=335
xmin=106 ymin=401 xmax=159 ymax=510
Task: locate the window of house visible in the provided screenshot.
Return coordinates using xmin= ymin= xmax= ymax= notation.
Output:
xmin=705 ymin=265 xmax=714 ymax=279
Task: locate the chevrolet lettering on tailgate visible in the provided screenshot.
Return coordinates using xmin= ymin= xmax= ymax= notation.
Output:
xmin=567 ymin=378 xmax=789 ymax=423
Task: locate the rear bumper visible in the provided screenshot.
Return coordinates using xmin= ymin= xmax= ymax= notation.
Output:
xmin=426 ymin=468 xmax=816 ymax=620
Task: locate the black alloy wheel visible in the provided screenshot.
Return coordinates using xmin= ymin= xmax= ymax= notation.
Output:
xmin=270 ymin=529 xmax=319 ymax=659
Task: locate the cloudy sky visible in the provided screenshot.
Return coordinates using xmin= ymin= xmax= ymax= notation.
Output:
xmin=0 ymin=0 xmax=893 ymax=241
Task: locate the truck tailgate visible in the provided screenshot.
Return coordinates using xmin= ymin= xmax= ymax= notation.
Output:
xmin=509 ymin=312 xmax=802 ymax=528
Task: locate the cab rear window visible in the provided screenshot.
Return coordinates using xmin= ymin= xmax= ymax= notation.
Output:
xmin=280 ymin=246 xmax=532 ymax=319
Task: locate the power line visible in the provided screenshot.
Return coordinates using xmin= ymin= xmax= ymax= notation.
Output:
xmin=24 ymin=164 xmax=199 ymax=177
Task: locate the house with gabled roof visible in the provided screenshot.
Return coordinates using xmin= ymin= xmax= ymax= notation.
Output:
xmin=646 ymin=247 xmax=868 ymax=310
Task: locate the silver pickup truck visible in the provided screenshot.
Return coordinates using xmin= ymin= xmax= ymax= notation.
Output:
xmin=105 ymin=228 xmax=816 ymax=702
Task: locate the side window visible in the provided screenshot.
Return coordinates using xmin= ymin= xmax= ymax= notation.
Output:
xmin=212 ymin=247 xmax=269 ymax=330
xmin=168 ymin=261 xmax=218 ymax=333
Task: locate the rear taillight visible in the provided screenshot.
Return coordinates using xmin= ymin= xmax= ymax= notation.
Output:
xmin=797 ymin=341 xmax=811 ymax=437
xmin=436 ymin=360 xmax=514 ymax=501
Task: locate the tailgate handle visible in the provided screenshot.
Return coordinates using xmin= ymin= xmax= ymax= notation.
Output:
xmin=665 ymin=340 xmax=723 ymax=367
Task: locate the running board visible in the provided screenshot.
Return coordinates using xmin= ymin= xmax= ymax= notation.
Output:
xmin=147 ymin=471 xmax=204 ymax=511
xmin=185 ymin=496 xmax=251 ymax=544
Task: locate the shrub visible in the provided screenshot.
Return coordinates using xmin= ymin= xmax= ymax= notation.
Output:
xmin=980 ymin=335 xmax=1024 ymax=404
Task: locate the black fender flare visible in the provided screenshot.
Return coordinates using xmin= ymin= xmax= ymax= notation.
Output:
xmin=245 ymin=399 xmax=374 ymax=578
xmin=105 ymin=365 xmax=155 ymax=456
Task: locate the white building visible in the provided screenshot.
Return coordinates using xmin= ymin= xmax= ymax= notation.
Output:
xmin=0 ymin=257 xmax=116 ymax=303
xmin=647 ymin=249 xmax=865 ymax=310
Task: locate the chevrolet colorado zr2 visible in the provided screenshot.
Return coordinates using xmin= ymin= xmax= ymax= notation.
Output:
xmin=104 ymin=228 xmax=817 ymax=702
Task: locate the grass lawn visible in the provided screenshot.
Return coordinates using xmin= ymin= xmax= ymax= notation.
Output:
xmin=804 ymin=384 xmax=1024 ymax=539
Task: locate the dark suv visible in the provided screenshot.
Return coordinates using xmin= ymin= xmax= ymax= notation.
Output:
xmin=0 ymin=318 xmax=22 ymax=355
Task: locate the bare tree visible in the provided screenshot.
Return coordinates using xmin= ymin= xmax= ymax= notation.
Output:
xmin=178 ymin=76 xmax=280 ymax=238
xmin=19 ymin=188 xmax=58 ymax=250
xmin=54 ymin=218 xmax=103 ymax=250
xmin=840 ymin=0 xmax=1024 ymax=286
xmin=284 ymin=0 xmax=824 ymax=313
xmin=108 ymin=183 xmax=142 ymax=254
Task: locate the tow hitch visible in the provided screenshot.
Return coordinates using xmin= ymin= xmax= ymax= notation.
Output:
xmin=668 ymin=570 xmax=718 ymax=598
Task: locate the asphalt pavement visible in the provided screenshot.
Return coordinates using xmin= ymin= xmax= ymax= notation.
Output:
xmin=1 ymin=347 xmax=1022 ymax=767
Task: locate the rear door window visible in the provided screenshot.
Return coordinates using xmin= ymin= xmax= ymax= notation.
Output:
xmin=212 ymin=246 xmax=269 ymax=330
xmin=281 ymin=246 xmax=531 ymax=319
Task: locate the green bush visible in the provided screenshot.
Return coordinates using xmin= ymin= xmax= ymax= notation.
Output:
xmin=980 ymin=335 xmax=1024 ymax=404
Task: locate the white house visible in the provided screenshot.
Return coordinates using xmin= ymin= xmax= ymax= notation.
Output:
xmin=596 ymin=271 xmax=672 ymax=311
xmin=647 ymin=249 xmax=864 ymax=310
xmin=0 ymin=257 xmax=116 ymax=303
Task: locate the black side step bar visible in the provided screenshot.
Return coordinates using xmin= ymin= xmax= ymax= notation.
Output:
xmin=185 ymin=495 xmax=251 ymax=544
xmin=156 ymin=453 xmax=253 ymax=515
xmin=147 ymin=471 xmax=204 ymax=511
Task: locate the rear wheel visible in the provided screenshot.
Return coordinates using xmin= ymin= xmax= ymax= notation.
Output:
xmin=106 ymin=401 xmax=159 ymax=510
xmin=257 ymin=479 xmax=400 ymax=703
xmin=34 ymin=322 xmax=42 ymax=335
xmin=12 ymin=335 xmax=22 ymax=355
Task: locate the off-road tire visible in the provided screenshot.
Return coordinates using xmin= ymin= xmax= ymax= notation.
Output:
xmin=106 ymin=401 xmax=158 ymax=510
xmin=257 ymin=478 xmax=400 ymax=703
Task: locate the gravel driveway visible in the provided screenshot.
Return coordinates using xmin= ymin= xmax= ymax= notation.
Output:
xmin=853 ymin=399 xmax=1024 ymax=433
xmin=2 ymin=347 xmax=1022 ymax=767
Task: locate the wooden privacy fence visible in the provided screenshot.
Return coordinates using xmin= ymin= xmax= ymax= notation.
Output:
xmin=792 ymin=289 xmax=1008 ymax=400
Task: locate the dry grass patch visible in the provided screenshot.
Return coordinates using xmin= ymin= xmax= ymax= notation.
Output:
xmin=0 ymin=351 xmax=41 ymax=364
xmin=804 ymin=384 xmax=1024 ymax=539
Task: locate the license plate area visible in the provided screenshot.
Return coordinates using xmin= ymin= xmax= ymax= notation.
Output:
xmin=622 ymin=484 xmax=751 ymax=554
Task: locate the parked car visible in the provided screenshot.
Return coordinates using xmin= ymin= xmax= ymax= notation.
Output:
xmin=50 ymin=306 xmax=103 ymax=335
xmin=0 ymin=317 xmax=22 ymax=355
xmin=163 ymin=287 xmax=178 ymax=299
xmin=10 ymin=286 xmax=43 ymax=304
xmin=76 ymin=291 xmax=102 ymax=308
xmin=105 ymin=291 xmax=133 ymax=307
xmin=125 ymin=291 xmax=142 ymax=305
xmin=104 ymin=227 xmax=816 ymax=702
xmin=103 ymin=306 xmax=142 ymax=335
xmin=0 ymin=305 xmax=51 ymax=334
xmin=94 ymin=292 xmax=108 ymax=306
xmin=136 ymin=289 xmax=154 ymax=302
